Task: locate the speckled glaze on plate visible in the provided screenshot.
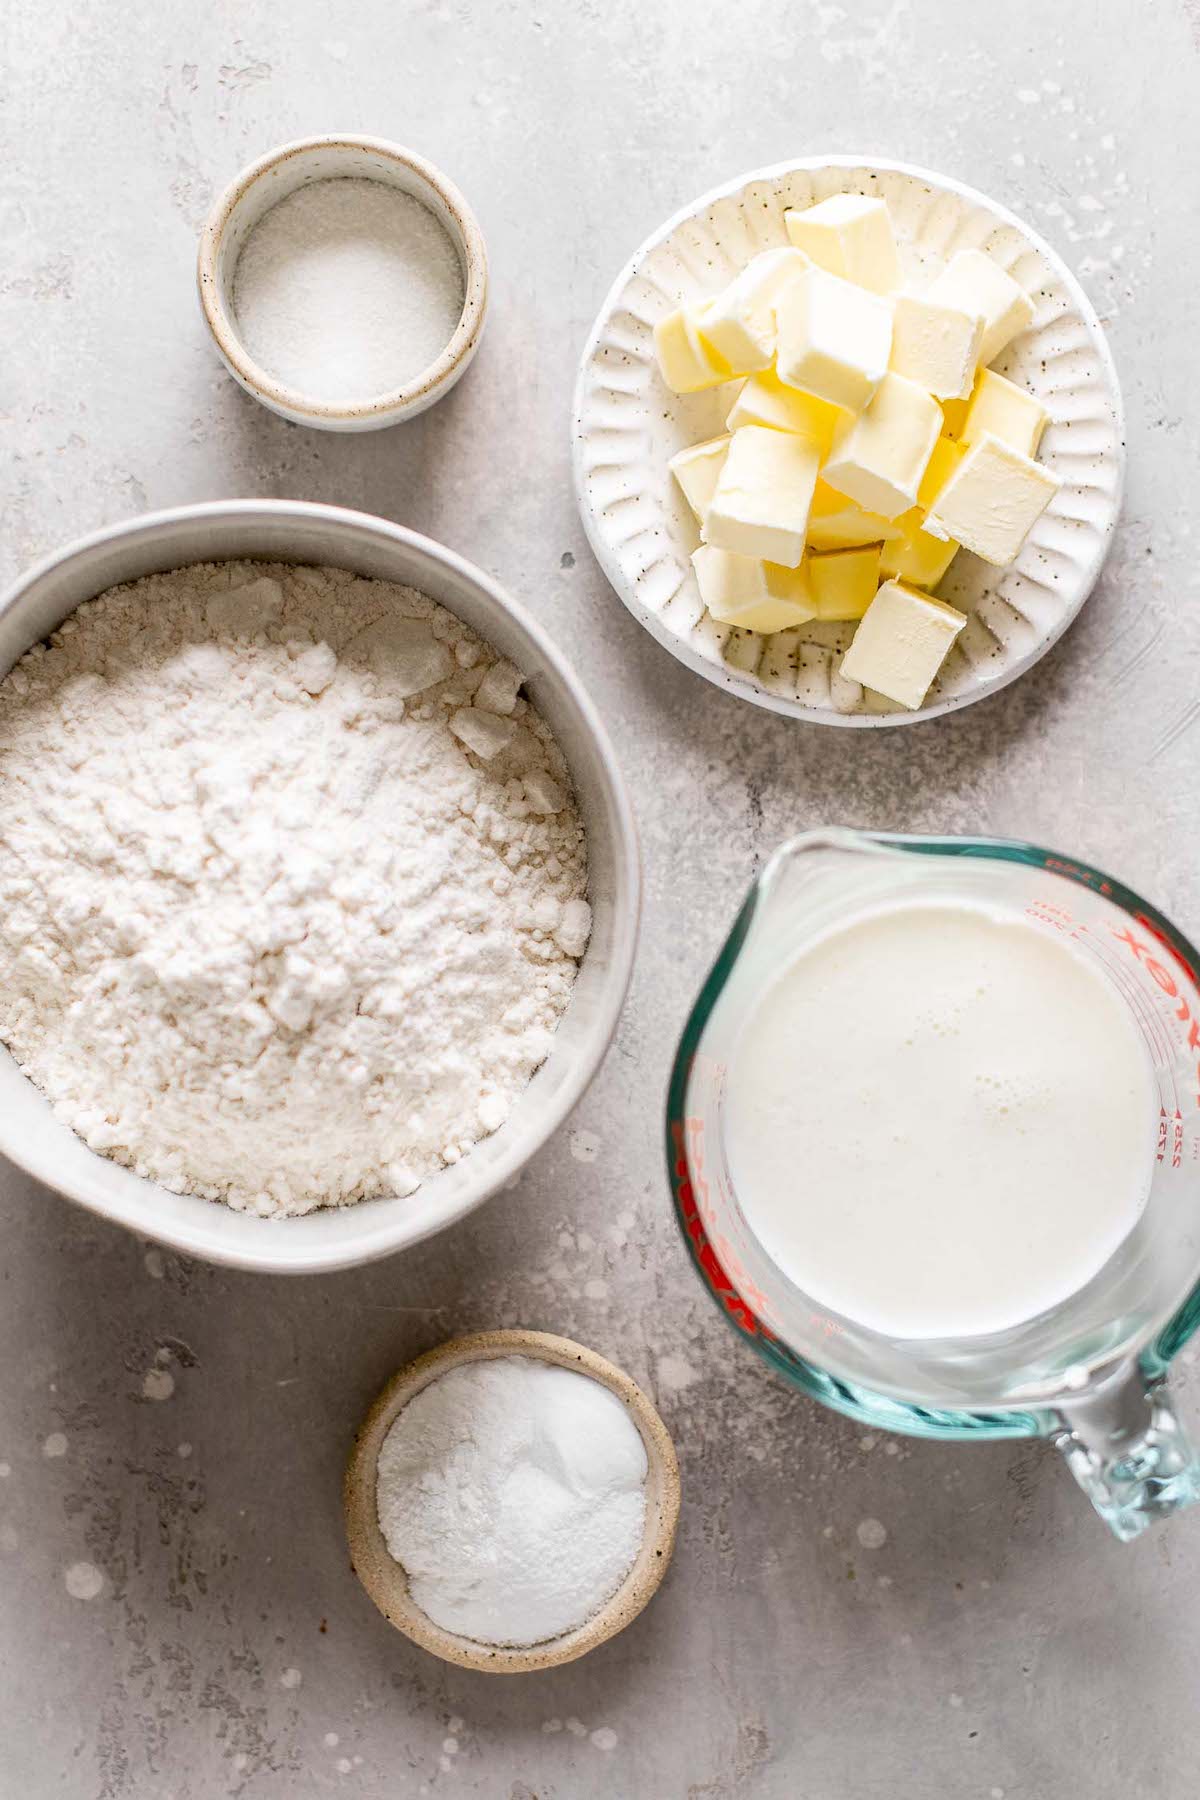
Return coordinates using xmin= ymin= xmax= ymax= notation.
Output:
xmin=572 ymin=156 xmax=1124 ymax=727
xmin=344 ymin=1330 xmax=681 ymax=1672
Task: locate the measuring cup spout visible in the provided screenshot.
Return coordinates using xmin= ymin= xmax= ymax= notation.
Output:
xmin=1055 ymin=1360 xmax=1200 ymax=1541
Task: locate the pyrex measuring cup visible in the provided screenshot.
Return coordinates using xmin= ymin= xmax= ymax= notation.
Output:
xmin=667 ymin=830 xmax=1200 ymax=1540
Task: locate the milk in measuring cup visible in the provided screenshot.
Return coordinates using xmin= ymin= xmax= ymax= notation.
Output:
xmin=724 ymin=900 xmax=1156 ymax=1339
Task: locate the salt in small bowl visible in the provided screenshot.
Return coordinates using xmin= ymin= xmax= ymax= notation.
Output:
xmin=197 ymin=134 xmax=488 ymax=431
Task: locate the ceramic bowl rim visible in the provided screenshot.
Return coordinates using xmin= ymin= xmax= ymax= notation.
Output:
xmin=196 ymin=134 xmax=489 ymax=426
xmin=0 ymin=500 xmax=640 ymax=1273
xmin=343 ymin=1329 xmax=681 ymax=1671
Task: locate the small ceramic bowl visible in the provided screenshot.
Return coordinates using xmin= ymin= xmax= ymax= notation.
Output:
xmin=197 ymin=135 xmax=488 ymax=431
xmin=344 ymin=1330 xmax=681 ymax=1671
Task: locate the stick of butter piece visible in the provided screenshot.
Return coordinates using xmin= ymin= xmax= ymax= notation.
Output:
xmin=926 ymin=250 xmax=1035 ymax=367
xmin=926 ymin=431 xmax=1061 ymax=565
xmin=807 ymin=480 xmax=902 ymax=550
xmin=699 ymin=248 xmax=807 ymax=374
xmin=839 ymin=579 xmax=967 ymax=709
xmin=783 ymin=195 xmax=902 ymax=295
xmin=668 ymin=434 xmax=731 ymax=524
xmin=775 ymin=263 xmax=892 ymax=412
xmin=726 ymin=371 xmax=842 ymax=455
xmin=889 ymin=295 xmax=984 ymax=401
xmin=692 ymin=545 xmax=816 ymax=633
xmin=879 ymin=517 xmax=959 ymax=588
xmin=705 ymin=425 xmax=819 ymax=567
xmin=822 ymin=372 xmax=943 ymax=520
xmin=807 ymin=544 xmax=882 ymax=620
xmin=654 ymin=306 xmax=732 ymax=393
xmin=959 ymin=368 xmax=1048 ymax=458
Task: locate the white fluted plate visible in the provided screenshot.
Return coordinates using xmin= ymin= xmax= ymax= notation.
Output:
xmin=572 ymin=157 xmax=1124 ymax=727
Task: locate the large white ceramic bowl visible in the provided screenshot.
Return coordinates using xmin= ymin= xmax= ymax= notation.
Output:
xmin=573 ymin=155 xmax=1124 ymax=727
xmin=0 ymin=502 xmax=639 ymax=1272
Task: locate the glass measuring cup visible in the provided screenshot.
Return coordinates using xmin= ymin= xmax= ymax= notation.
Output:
xmin=667 ymin=829 xmax=1200 ymax=1541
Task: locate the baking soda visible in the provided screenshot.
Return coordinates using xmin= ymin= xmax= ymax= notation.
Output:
xmin=376 ymin=1357 xmax=648 ymax=1647
xmin=232 ymin=178 xmax=465 ymax=402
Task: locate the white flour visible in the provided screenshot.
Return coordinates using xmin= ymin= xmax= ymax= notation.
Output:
xmin=0 ymin=562 xmax=590 ymax=1215
xmin=232 ymin=179 xmax=465 ymax=401
xmin=376 ymin=1356 xmax=648 ymax=1647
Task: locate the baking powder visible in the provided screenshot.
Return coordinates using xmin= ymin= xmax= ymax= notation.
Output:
xmin=232 ymin=179 xmax=465 ymax=401
xmin=0 ymin=562 xmax=590 ymax=1214
xmin=376 ymin=1357 xmax=648 ymax=1647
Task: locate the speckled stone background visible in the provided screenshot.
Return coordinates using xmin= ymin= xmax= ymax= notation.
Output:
xmin=4 ymin=3 xmax=1200 ymax=1796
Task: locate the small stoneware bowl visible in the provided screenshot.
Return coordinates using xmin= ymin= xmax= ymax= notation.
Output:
xmin=344 ymin=1330 xmax=681 ymax=1671
xmin=197 ymin=134 xmax=488 ymax=430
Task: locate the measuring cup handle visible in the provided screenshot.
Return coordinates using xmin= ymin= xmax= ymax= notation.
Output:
xmin=1054 ymin=1359 xmax=1200 ymax=1542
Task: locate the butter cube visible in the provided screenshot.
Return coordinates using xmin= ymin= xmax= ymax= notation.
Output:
xmin=940 ymin=396 xmax=968 ymax=440
xmin=807 ymin=480 xmax=902 ymax=551
xmin=774 ymin=263 xmax=892 ymax=412
xmin=960 ymin=368 xmax=1048 ymax=458
xmin=926 ymin=431 xmax=1061 ymax=565
xmin=698 ymin=248 xmax=807 ymax=374
xmin=822 ymin=372 xmax=942 ymax=520
xmin=726 ymin=371 xmax=842 ymax=456
xmin=889 ymin=295 xmax=984 ymax=401
xmin=879 ymin=517 xmax=959 ymax=588
xmin=926 ymin=250 xmax=1035 ymax=367
xmin=668 ymin=434 xmax=731 ymax=523
xmin=807 ymin=544 xmax=882 ymax=620
xmin=917 ymin=436 xmax=965 ymax=509
xmin=840 ymin=579 xmax=967 ymax=709
xmin=705 ymin=425 xmax=819 ymax=567
xmin=783 ymin=195 xmax=902 ymax=295
xmin=692 ymin=545 xmax=816 ymax=633
xmin=878 ymin=439 xmax=965 ymax=582
xmin=654 ymin=306 xmax=731 ymax=393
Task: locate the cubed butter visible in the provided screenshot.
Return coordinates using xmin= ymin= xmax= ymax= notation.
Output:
xmin=692 ymin=545 xmax=816 ymax=633
xmin=822 ymin=372 xmax=942 ymax=520
xmin=888 ymin=294 xmax=984 ymax=400
xmin=783 ymin=194 xmax=902 ymax=295
xmin=839 ymin=579 xmax=967 ymax=709
xmin=807 ymin=544 xmax=882 ymax=620
xmin=926 ymin=250 xmax=1035 ymax=367
xmin=668 ymin=434 xmax=731 ymax=523
xmin=698 ymin=248 xmax=807 ymax=374
xmin=705 ymin=425 xmax=819 ymax=567
xmin=926 ymin=431 xmax=1062 ymax=565
xmin=774 ymin=262 xmax=892 ymax=412
xmin=807 ymin=480 xmax=902 ymax=550
xmin=917 ymin=436 xmax=965 ymax=510
xmin=879 ymin=517 xmax=959 ymax=588
xmin=959 ymin=367 xmax=1048 ymax=458
xmin=654 ymin=306 xmax=731 ymax=393
xmin=941 ymin=395 xmax=968 ymax=440
xmin=726 ymin=371 xmax=842 ymax=456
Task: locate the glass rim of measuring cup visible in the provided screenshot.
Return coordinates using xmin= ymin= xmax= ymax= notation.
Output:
xmin=666 ymin=827 xmax=1200 ymax=1449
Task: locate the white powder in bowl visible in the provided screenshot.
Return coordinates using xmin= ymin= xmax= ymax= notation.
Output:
xmin=232 ymin=178 xmax=465 ymax=402
xmin=0 ymin=562 xmax=590 ymax=1215
xmin=376 ymin=1357 xmax=649 ymax=1647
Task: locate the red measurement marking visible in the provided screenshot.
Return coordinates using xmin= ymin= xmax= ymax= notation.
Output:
xmin=1115 ymin=927 xmax=1200 ymax=1110
xmin=1043 ymin=856 xmax=1114 ymax=898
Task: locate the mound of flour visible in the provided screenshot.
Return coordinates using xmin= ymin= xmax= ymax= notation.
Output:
xmin=0 ymin=562 xmax=591 ymax=1215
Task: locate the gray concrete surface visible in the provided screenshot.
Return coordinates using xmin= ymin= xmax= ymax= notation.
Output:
xmin=3 ymin=1 xmax=1200 ymax=1795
